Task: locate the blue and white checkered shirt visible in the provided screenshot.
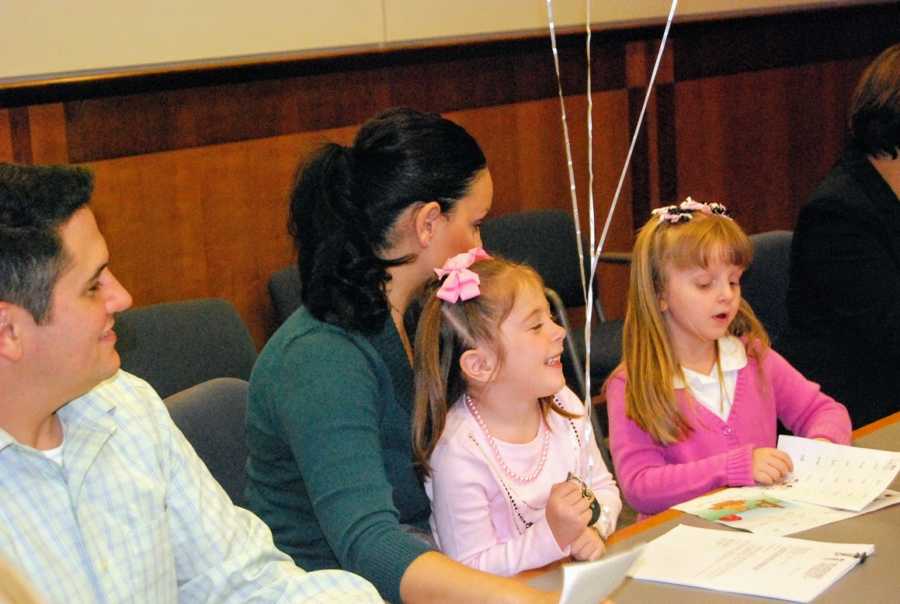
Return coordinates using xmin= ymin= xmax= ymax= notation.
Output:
xmin=0 ymin=371 xmax=380 ymax=603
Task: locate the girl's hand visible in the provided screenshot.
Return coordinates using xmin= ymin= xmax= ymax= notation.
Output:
xmin=569 ymin=526 xmax=606 ymax=562
xmin=546 ymin=480 xmax=592 ymax=549
xmin=752 ymin=447 xmax=793 ymax=485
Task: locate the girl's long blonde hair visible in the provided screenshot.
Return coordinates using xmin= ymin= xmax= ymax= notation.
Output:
xmin=616 ymin=211 xmax=769 ymax=445
xmin=412 ymin=256 xmax=576 ymax=477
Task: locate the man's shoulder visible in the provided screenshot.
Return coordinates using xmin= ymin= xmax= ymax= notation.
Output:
xmin=75 ymin=370 xmax=167 ymax=422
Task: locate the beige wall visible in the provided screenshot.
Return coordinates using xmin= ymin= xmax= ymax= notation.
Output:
xmin=0 ymin=0 xmax=876 ymax=82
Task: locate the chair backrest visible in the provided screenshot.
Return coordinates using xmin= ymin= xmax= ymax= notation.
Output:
xmin=164 ymin=378 xmax=249 ymax=507
xmin=743 ymin=230 xmax=793 ymax=344
xmin=481 ymin=209 xmax=591 ymax=309
xmin=268 ymin=266 xmax=302 ymax=327
xmin=116 ymin=298 xmax=257 ymax=399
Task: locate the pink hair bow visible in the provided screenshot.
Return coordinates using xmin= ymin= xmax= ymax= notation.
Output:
xmin=434 ymin=247 xmax=492 ymax=303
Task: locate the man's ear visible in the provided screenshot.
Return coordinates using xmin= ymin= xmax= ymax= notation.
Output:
xmin=0 ymin=304 xmax=24 ymax=362
xmin=459 ymin=347 xmax=496 ymax=384
xmin=413 ymin=201 xmax=443 ymax=249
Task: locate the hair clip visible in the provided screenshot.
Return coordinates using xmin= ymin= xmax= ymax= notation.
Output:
xmin=651 ymin=197 xmax=730 ymax=224
xmin=434 ymin=247 xmax=492 ymax=303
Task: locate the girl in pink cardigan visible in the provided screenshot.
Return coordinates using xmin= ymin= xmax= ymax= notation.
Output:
xmin=413 ymin=250 xmax=621 ymax=576
xmin=606 ymin=200 xmax=852 ymax=517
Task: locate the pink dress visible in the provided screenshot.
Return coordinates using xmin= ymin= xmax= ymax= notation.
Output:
xmin=425 ymin=387 xmax=621 ymax=576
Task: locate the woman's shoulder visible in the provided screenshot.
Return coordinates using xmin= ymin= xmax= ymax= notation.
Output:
xmin=262 ymin=307 xmax=375 ymax=361
xmin=253 ymin=307 xmax=386 ymax=391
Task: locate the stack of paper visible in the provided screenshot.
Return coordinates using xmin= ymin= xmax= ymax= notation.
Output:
xmin=629 ymin=525 xmax=873 ymax=602
xmin=674 ymin=437 xmax=900 ymax=535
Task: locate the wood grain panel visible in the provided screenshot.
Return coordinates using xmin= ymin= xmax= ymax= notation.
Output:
xmin=674 ymin=58 xmax=870 ymax=233
xmin=28 ymin=103 xmax=68 ymax=164
xmin=784 ymin=58 xmax=871 ymax=216
xmin=87 ymin=125 xmax=356 ymax=344
xmin=656 ymin=83 xmax=677 ymax=205
xmin=0 ymin=110 xmax=13 ymax=162
xmin=64 ymin=37 xmax=624 ymax=163
xmin=673 ymin=3 xmax=896 ymax=82
xmin=8 ymin=108 xmax=31 ymax=164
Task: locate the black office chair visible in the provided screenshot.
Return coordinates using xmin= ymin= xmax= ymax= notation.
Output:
xmin=116 ymin=298 xmax=257 ymax=399
xmin=164 ymin=378 xmax=250 ymax=506
xmin=743 ymin=230 xmax=793 ymax=348
xmin=268 ymin=265 xmax=303 ymax=326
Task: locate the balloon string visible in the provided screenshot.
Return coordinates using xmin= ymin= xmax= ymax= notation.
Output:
xmin=545 ymin=0 xmax=588 ymax=307
xmin=582 ymin=0 xmax=596 ymax=484
xmin=546 ymin=1 xmax=679 ymax=482
xmin=583 ymin=0 xmax=679 ymax=415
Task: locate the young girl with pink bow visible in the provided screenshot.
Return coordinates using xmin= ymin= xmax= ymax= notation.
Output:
xmin=606 ymin=199 xmax=852 ymax=517
xmin=413 ymin=249 xmax=621 ymax=576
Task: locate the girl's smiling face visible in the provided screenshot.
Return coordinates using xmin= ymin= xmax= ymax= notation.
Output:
xmin=492 ymin=282 xmax=567 ymax=400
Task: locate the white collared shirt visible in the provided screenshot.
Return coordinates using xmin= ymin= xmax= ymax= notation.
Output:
xmin=673 ymin=336 xmax=748 ymax=421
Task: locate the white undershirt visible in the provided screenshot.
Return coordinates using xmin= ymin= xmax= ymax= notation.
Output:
xmin=673 ymin=336 xmax=747 ymax=422
xmin=40 ymin=441 xmax=64 ymax=465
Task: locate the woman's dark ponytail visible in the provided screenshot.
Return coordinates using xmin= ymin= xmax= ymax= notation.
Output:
xmin=289 ymin=108 xmax=486 ymax=334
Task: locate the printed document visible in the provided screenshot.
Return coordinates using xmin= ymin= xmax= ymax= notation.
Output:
xmin=628 ymin=525 xmax=873 ymax=602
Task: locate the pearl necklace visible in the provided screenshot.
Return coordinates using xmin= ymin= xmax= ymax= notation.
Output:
xmin=464 ymin=394 xmax=550 ymax=483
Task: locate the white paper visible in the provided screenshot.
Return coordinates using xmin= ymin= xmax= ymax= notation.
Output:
xmin=629 ymin=525 xmax=874 ymax=602
xmin=674 ymin=487 xmax=900 ymax=536
xmin=559 ymin=545 xmax=644 ymax=604
xmin=770 ymin=436 xmax=900 ymax=511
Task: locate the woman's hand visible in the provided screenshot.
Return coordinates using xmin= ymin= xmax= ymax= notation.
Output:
xmin=546 ymin=480 xmax=592 ymax=549
xmin=569 ymin=526 xmax=606 ymax=562
xmin=752 ymin=447 xmax=793 ymax=485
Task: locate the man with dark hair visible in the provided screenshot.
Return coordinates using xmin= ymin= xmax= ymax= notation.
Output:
xmin=785 ymin=44 xmax=900 ymax=427
xmin=0 ymin=163 xmax=379 ymax=603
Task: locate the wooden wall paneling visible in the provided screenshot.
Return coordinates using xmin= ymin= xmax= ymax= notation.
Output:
xmin=0 ymin=110 xmax=13 ymax=162
xmin=88 ymin=152 xmax=214 ymax=310
xmin=624 ymin=38 xmax=675 ymax=225
xmin=672 ymin=3 xmax=897 ymax=82
xmin=60 ymin=34 xmax=625 ymax=164
xmin=674 ymin=69 xmax=793 ymax=234
xmin=27 ymin=103 xmax=69 ymax=164
xmin=87 ymin=125 xmax=359 ymax=346
xmin=673 ymin=55 xmax=873 ymax=235
xmin=655 ymin=82 xmax=677 ymax=205
xmin=8 ymin=108 xmax=32 ymax=164
xmin=783 ymin=57 xmax=871 ymax=220
xmin=65 ymin=68 xmax=391 ymax=163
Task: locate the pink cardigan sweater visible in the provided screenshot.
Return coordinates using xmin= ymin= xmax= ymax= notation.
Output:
xmin=425 ymin=387 xmax=621 ymax=576
xmin=606 ymin=346 xmax=852 ymax=516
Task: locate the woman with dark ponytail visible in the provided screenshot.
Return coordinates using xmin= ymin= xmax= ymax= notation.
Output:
xmin=246 ymin=108 xmax=557 ymax=603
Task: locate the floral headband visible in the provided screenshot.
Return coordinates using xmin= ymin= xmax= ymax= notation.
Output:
xmin=651 ymin=197 xmax=729 ymax=224
xmin=434 ymin=247 xmax=491 ymax=303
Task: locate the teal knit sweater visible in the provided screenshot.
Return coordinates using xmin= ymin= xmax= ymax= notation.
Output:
xmin=245 ymin=308 xmax=433 ymax=603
